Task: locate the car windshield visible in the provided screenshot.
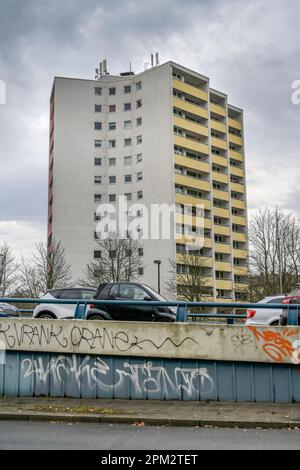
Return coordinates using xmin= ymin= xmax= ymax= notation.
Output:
xmin=266 ymin=297 xmax=284 ymax=304
xmin=141 ymin=285 xmax=168 ymax=302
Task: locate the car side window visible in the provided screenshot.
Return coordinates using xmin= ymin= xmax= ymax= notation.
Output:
xmin=58 ymin=289 xmax=80 ymax=300
xmin=119 ymin=285 xmax=147 ymax=300
xmin=291 ymin=298 xmax=300 ymax=304
xmin=109 ymin=284 xmax=119 ymax=298
xmin=81 ymin=290 xmax=96 ymax=300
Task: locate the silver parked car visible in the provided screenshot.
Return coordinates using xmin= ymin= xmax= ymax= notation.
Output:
xmin=0 ymin=303 xmax=20 ymax=317
xmin=246 ymin=295 xmax=286 ymax=326
xmin=32 ymin=288 xmax=97 ymax=319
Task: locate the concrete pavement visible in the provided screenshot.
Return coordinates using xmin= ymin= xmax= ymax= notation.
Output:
xmin=0 ymin=397 xmax=300 ymax=429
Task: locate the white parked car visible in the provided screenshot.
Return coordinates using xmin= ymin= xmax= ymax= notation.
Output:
xmin=32 ymin=288 xmax=96 ymax=320
xmin=246 ymin=295 xmax=286 ymax=326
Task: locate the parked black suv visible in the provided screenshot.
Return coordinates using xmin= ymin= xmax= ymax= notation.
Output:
xmin=86 ymin=282 xmax=176 ymax=322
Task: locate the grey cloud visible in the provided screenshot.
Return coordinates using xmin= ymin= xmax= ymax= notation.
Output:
xmin=0 ymin=0 xmax=300 ymax=254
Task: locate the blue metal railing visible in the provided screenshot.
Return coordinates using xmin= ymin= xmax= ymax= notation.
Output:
xmin=0 ymin=297 xmax=299 ymax=325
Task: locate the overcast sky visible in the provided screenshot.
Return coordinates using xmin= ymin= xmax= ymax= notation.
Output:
xmin=0 ymin=0 xmax=300 ymax=259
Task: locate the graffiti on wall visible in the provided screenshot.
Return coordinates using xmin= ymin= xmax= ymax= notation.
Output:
xmin=21 ymin=355 xmax=214 ymax=398
xmin=0 ymin=321 xmax=198 ymax=353
xmin=248 ymin=326 xmax=300 ymax=364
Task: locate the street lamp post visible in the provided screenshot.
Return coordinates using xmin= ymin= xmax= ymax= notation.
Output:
xmin=0 ymin=253 xmax=6 ymax=297
xmin=154 ymin=260 xmax=162 ymax=294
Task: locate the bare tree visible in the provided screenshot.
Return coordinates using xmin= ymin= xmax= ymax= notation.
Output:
xmin=17 ymin=239 xmax=72 ymax=297
xmin=166 ymin=251 xmax=212 ymax=302
xmin=79 ymin=237 xmax=143 ymax=287
xmin=0 ymin=243 xmax=19 ymax=296
xmin=249 ymin=207 xmax=300 ymax=300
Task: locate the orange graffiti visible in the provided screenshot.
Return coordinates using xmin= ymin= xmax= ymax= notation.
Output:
xmin=248 ymin=326 xmax=294 ymax=363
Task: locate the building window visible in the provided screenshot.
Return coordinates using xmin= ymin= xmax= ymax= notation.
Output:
xmin=109 ymin=104 xmax=116 ymax=112
xmin=94 ymin=194 xmax=102 ymax=202
xmin=94 ymin=122 xmax=102 ymax=130
xmin=136 ymin=99 xmax=142 ymax=108
xmin=109 ymin=176 xmax=116 ymax=184
xmin=95 ymin=87 xmax=102 ymax=95
xmin=94 ymin=232 xmax=100 ymax=240
xmin=138 ymin=267 xmax=144 ymax=276
xmin=137 ymin=135 xmax=142 ymax=144
xmin=124 ymin=85 xmax=131 ymax=93
xmin=136 ymin=153 xmax=142 ymax=162
xmin=94 ymin=176 xmax=102 ymax=184
xmin=109 ymin=122 xmax=116 ymax=130
xmin=138 ymin=248 xmax=144 ymax=257
xmin=124 ymin=175 xmax=132 ymax=183
xmin=124 ymin=138 xmax=132 ymax=146
xmin=109 ymin=158 xmax=116 ymax=166
xmin=137 ymin=190 xmax=143 ymax=200
xmin=109 ymin=194 xmax=116 ymax=202
xmin=109 ymin=140 xmax=116 ymax=148
xmin=94 ymin=251 xmax=102 ymax=259
xmin=95 ymin=104 xmax=102 ymax=112
xmin=136 ymin=81 xmax=142 ymax=91
xmin=137 ymin=172 xmax=143 ymax=181
xmin=109 ymin=87 xmax=116 ymax=95
xmin=124 ymin=120 xmax=132 ymax=129
xmin=94 ymin=158 xmax=102 ymax=166
xmin=125 ymin=193 xmax=132 ymax=201
xmin=124 ymin=103 xmax=131 ymax=111
xmin=136 ymin=117 xmax=142 ymax=127
xmin=94 ymin=140 xmax=102 ymax=148
xmin=124 ymin=156 xmax=132 ymax=165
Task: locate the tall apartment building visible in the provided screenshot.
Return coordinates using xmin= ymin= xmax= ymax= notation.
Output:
xmin=48 ymin=60 xmax=248 ymax=300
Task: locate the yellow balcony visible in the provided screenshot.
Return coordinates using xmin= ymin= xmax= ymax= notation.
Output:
xmin=231 ymin=199 xmax=246 ymax=210
xmin=231 ymin=182 xmax=245 ymax=194
xmin=213 ymin=207 xmax=230 ymax=219
xmin=175 ymin=213 xmax=212 ymax=229
xmin=229 ymin=134 xmax=243 ymax=146
xmin=228 ymin=117 xmax=242 ymax=131
xmin=176 ymin=275 xmax=214 ymax=287
xmin=174 ymin=135 xmax=209 ymax=156
xmin=214 ymin=225 xmax=231 ymax=237
xmin=233 ymin=249 xmax=248 ymax=259
xmin=211 ymin=120 xmax=227 ymax=134
xmin=234 ymin=266 xmax=248 ymax=276
xmin=210 ymin=103 xmax=226 ymax=117
xmin=232 ymin=232 xmax=247 ymax=243
xmin=214 ymin=243 xmax=231 ymax=254
xmin=212 ymin=172 xmax=228 ymax=184
xmin=173 ymin=79 xmax=208 ymax=102
xmin=211 ymin=137 xmax=227 ymax=151
xmin=213 ymin=189 xmax=229 ymax=202
xmin=235 ymin=283 xmax=249 ymax=291
xmin=176 ymin=253 xmax=213 ymax=268
xmin=173 ymin=97 xmax=208 ymax=120
xmin=230 ymin=149 xmax=243 ymax=162
xmin=212 ymin=155 xmax=228 ymax=168
xmin=232 ymin=215 xmax=246 ymax=226
xmin=215 ymin=261 xmax=232 ymax=272
xmin=175 ymin=174 xmax=211 ymax=192
xmin=175 ymin=154 xmax=210 ymax=174
xmin=175 ymin=193 xmax=211 ymax=211
xmin=173 ymin=116 xmax=209 ymax=138
xmin=230 ymin=166 xmax=244 ymax=178
xmin=216 ymin=279 xmax=233 ymax=290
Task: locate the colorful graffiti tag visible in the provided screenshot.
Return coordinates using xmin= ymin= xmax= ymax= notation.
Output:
xmin=248 ymin=327 xmax=300 ymax=364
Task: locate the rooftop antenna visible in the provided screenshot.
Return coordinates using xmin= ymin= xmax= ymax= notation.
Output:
xmin=151 ymin=54 xmax=154 ymax=67
xmin=156 ymin=52 xmax=159 ymax=66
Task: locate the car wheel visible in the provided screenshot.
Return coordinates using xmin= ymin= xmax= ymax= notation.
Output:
xmin=89 ymin=314 xmax=105 ymax=321
xmin=37 ymin=312 xmax=56 ymax=320
xmin=270 ymin=321 xmax=279 ymax=326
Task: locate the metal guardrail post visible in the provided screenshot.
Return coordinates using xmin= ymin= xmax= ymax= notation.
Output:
xmin=176 ymin=304 xmax=188 ymax=322
xmin=288 ymin=305 xmax=299 ymax=326
xmin=74 ymin=302 xmax=87 ymax=320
